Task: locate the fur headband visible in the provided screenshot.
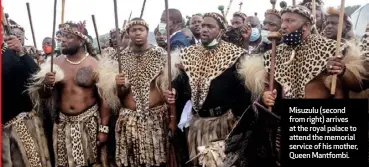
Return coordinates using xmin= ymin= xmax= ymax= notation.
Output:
xmin=203 ymin=12 xmax=227 ymax=30
xmin=281 ymin=5 xmax=316 ymax=25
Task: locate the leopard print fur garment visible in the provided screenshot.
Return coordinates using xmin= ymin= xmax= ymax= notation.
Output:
xmin=118 ymin=45 xmax=167 ymax=113
xmin=263 ymin=34 xmax=342 ymax=98
xmin=360 ymin=25 xmax=369 ymax=59
xmin=179 ymin=41 xmax=247 ymax=111
xmin=54 ymin=105 xmax=99 ymax=167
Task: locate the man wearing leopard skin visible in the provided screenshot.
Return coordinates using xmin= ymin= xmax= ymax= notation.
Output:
xmin=165 ymin=12 xmax=276 ymax=167
xmin=323 ymin=7 xmax=368 ymax=98
xmin=27 ymin=21 xmax=111 ymax=167
xmin=259 ymin=5 xmax=367 ymax=166
xmin=96 ymin=18 xmax=180 ymax=167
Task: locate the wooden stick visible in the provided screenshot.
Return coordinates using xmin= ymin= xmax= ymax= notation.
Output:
xmin=165 ymin=0 xmax=173 ymax=123
xmin=140 ymin=0 xmax=147 ymax=19
xmin=164 ymin=0 xmax=178 ymax=166
xmin=330 ymin=0 xmax=345 ymax=95
xmin=312 ymin=0 xmax=316 ymax=19
xmin=61 ymin=0 xmax=65 ymax=24
xmin=50 ymin=0 xmax=57 ymax=72
xmin=26 ymin=3 xmax=37 ymax=49
xmin=91 ymin=15 xmax=101 ymax=54
xmin=128 ymin=11 xmax=132 ymax=21
xmin=1 ymin=7 xmax=11 ymax=35
xmin=225 ymin=0 xmax=234 ymax=18
xmin=292 ymin=0 xmax=296 ymax=6
xmin=113 ymin=0 xmax=122 ymax=73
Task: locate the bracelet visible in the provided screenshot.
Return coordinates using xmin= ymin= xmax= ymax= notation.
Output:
xmin=99 ymin=125 xmax=109 ymax=134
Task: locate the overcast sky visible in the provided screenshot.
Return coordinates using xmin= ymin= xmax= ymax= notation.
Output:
xmin=3 ymin=0 xmax=368 ymax=49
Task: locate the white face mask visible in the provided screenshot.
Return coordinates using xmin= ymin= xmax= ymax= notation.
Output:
xmin=204 ymin=29 xmax=224 ymax=47
xmin=56 ymin=42 xmax=61 ymax=50
xmin=207 ymin=39 xmax=218 ymax=47
xmin=261 ymin=30 xmax=271 ymax=44
xmin=158 ymin=23 xmax=167 ymax=35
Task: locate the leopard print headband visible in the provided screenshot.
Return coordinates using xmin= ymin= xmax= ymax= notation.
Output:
xmin=281 ymin=5 xmax=316 ymax=25
xmin=265 ymin=9 xmax=281 ymax=18
xmin=57 ymin=23 xmax=92 ymax=44
xmin=233 ymin=12 xmax=248 ymax=22
xmin=203 ymin=12 xmax=227 ymax=30
xmin=10 ymin=24 xmax=25 ymax=32
xmin=125 ymin=20 xmax=149 ymax=32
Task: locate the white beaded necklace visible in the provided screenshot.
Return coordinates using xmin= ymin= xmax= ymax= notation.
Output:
xmin=64 ymin=53 xmax=89 ymax=65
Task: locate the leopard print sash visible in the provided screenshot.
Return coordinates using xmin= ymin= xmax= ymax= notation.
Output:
xmin=4 ymin=112 xmax=43 ymax=167
xmin=54 ymin=104 xmax=99 ymax=167
xmin=264 ymin=34 xmax=341 ymax=98
xmin=119 ymin=46 xmax=167 ymax=113
xmin=180 ymin=41 xmax=247 ymax=111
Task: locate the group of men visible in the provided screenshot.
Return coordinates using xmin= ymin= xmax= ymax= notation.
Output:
xmin=2 ymin=0 xmax=369 ymax=167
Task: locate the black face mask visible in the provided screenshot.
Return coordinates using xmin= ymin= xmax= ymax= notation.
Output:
xmin=282 ymin=26 xmax=303 ymax=47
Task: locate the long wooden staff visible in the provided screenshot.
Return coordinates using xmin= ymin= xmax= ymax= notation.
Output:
xmin=50 ymin=0 xmax=57 ymax=72
xmin=330 ymin=0 xmax=345 ymax=95
xmin=1 ymin=8 xmax=11 ymax=35
xmin=26 ymin=3 xmax=37 ymax=49
xmin=128 ymin=11 xmax=132 ymax=21
xmin=311 ymin=0 xmax=320 ymax=34
xmin=252 ymin=0 xmax=281 ymax=121
xmin=61 ymin=0 xmax=65 ymax=24
xmin=140 ymin=0 xmax=147 ymax=19
xmin=113 ymin=0 xmax=122 ymax=73
xmin=225 ymin=0 xmax=234 ymax=18
xmin=268 ymin=0 xmax=281 ymax=111
xmin=164 ymin=0 xmax=178 ymax=166
xmin=91 ymin=15 xmax=101 ymax=54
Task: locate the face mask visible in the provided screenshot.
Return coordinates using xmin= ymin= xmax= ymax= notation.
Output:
xmin=56 ymin=42 xmax=61 ymax=50
xmin=282 ymin=26 xmax=303 ymax=46
xmin=43 ymin=45 xmax=52 ymax=54
xmin=158 ymin=23 xmax=167 ymax=35
xmin=249 ymin=28 xmax=261 ymax=42
xmin=207 ymin=39 xmax=218 ymax=47
xmin=205 ymin=29 xmax=224 ymax=47
xmin=261 ymin=30 xmax=271 ymax=44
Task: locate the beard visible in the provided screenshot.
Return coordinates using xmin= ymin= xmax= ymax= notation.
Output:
xmin=61 ymin=45 xmax=79 ymax=55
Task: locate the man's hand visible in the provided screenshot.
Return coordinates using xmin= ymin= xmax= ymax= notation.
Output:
xmin=44 ymin=72 xmax=56 ymax=86
xmin=327 ymin=56 xmax=346 ymax=76
xmin=240 ymin=25 xmax=251 ymax=41
xmin=164 ymin=88 xmax=176 ymax=104
xmin=262 ymin=89 xmax=277 ymax=107
xmin=4 ymin=35 xmax=24 ymax=55
xmin=97 ymin=132 xmax=108 ymax=146
xmin=115 ymin=73 xmax=125 ymax=86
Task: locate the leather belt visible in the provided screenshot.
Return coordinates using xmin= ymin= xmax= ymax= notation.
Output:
xmin=192 ymin=106 xmax=230 ymax=118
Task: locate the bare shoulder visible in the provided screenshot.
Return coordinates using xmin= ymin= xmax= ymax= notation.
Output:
xmin=85 ymin=56 xmax=99 ymax=69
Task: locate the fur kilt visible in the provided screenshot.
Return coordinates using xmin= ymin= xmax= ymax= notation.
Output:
xmin=187 ymin=111 xmax=236 ymax=166
xmin=2 ymin=111 xmax=52 ymax=167
xmin=53 ymin=104 xmax=99 ymax=167
xmin=115 ymin=104 xmax=168 ymax=167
